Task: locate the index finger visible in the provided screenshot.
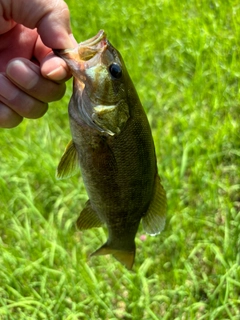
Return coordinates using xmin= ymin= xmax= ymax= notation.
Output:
xmin=3 ymin=0 xmax=74 ymax=49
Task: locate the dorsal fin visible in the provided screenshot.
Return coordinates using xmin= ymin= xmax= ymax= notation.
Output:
xmin=77 ymin=200 xmax=104 ymax=230
xmin=142 ymin=175 xmax=167 ymax=235
xmin=56 ymin=140 xmax=79 ymax=179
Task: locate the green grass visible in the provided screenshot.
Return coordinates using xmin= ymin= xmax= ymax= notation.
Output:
xmin=1 ymin=0 xmax=240 ymax=319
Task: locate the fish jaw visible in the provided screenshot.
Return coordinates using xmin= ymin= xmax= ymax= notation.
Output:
xmin=53 ymin=30 xmax=108 ymax=76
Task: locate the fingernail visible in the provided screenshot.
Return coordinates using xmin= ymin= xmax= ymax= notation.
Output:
xmin=46 ymin=65 xmax=68 ymax=81
xmin=0 ymin=74 xmax=18 ymax=101
xmin=7 ymin=60 xmax=39 ymax=89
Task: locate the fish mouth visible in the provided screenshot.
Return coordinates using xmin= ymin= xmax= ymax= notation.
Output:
xmin=79 ymin=29 xmax=106 ymax=48
xmin=54 ymin=30 xmax=107 ymax=68
xmin=78 ymin=29 xmax=107 ymax=61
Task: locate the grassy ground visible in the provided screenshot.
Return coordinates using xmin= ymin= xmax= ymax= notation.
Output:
xmin=0 ymin=0 xmax=240 ymax=319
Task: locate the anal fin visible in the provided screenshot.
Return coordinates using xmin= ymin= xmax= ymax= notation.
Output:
xmin=142 ymin=175 xmax=167 ymax=236
xmin=77 ymin=200 xmax=104 ymax=230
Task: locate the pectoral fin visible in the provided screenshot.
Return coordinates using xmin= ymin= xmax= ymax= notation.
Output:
xmin=77 ymin=200 xmax=104 ymax=230
xmin=91 ymin=100 xmax=130 ymax=136
xmin=56 ymin=140 xmax=79 ymax=179
xmin=142 ymin=175 xmax=167 ymax=235
xmin=92 ymin=105 xmax=118 ymax=136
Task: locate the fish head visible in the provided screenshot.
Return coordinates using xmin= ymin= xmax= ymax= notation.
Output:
xmin=54 ymin=30 xmax=132 ymax=136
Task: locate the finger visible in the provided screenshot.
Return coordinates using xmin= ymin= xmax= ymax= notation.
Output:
xmin=0 ymin=73 xmax=48 ymax=119
xmin=0 ymin=102 xmax=23 ymax=128
xmin=41 ymin=52 xmax=72 ymax=82
xmin=9 ymin=0 xmax=74 ymax=49
xmin=6 ymin=58 xmax=67 ymax=102
xmin=0 ymin=25 xmax=37 ymax=72
xmin=33 ymin=36 xmax=72 ymax=82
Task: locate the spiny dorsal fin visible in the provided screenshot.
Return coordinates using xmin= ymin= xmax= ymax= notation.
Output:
xmin=91 ymin=243 xmax=135 ymax=270
xmin=142 ymin=175 xmax=167 ymax=235
xmin=56 ymin=140 xmax=79 ymax=180
xmin=77 ymin=200 xmax=104 ymax=230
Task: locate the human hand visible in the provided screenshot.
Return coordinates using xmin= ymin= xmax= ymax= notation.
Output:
xmin=0 ymin=0 xmax=76 ymax=128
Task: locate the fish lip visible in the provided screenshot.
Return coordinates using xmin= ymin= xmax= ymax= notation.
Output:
xmin=54 ymin=30 xmax=107 ymax=62
xmin=79 ymin=29 xmax=106 ymax=47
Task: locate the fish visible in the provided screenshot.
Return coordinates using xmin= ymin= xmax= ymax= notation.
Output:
xmin=54 ymin=30 xmax=166 ymax=270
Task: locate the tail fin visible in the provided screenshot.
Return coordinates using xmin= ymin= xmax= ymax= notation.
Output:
xmin=91 ymin=243 xmax=135 ymax=270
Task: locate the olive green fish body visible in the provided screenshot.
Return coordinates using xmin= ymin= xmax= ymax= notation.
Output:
xmin=55 ymin=31 xmax=166 ymax=269
xmin=70 ymin=87 xmax=156 ymax=248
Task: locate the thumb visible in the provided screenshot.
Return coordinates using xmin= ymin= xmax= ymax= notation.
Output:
xmin=4 ymin=0 xmax=74 ymax=49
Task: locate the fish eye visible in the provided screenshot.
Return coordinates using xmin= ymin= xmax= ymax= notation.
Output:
xmin=109 ymin=63 xmax=122 ymax=79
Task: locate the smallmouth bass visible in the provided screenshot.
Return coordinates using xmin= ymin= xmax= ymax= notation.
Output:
xmin=55 ymin=30 xmax=166 ymax=270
